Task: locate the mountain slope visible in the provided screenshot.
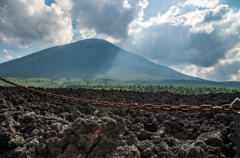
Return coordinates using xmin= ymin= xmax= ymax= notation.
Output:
xmin=0 ymin=38 xmax=200 ymax=80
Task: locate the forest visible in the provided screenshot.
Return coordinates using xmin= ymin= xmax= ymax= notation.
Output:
xmin=61 ymin=84 xmax=239 ymax=95
xmin=0 ymin=77 xmax=239 ymax=95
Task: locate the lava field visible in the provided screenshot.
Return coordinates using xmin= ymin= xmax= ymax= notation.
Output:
xmin=0 ymin=86 xmax=239 ymax=158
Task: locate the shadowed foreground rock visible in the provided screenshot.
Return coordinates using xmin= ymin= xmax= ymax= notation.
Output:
xmin=0 ymin=87 xmax=238 ymax=157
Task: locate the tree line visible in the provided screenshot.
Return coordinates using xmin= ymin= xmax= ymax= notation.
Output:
xmin=0 ymin=77 xmax=239 ymax=95
xmin=61 ymin=84 xmax=239 ymax=95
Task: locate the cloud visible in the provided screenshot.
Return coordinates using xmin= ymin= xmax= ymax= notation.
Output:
xmin=231 ymin=69 xmax=240 ymax=81
xmin=170 ymin=64 xmax=215 ymax=79
xmin=0 ymin=0 xmax=73 ymax=47
xmin=3 ymin=49 xmax=8 ymax=53
xmin=55 ymin=0 xmax=73 ymax=12
xmin=222 ymin=10 xmax=240 ymax=37
xmin=0 ymin=0 xmax=148 ymax=45
xmin=112 ymin=0 xmax=240 ymax=81
xmin=72 ymin=0 xmax=148 ymax=41
xmin=170 ymin=42 xmax=240 ymax=81
xmin=5 ymin=54 xmax=13 ymax=60
xmin=122 ymin=23 xmax=231 ymax=67
xmin=203 ymin=5 xmax=230 ymax=23
xmin=218 ymin=43 xmax=240 ymax=65
xmin=183 ymin=0 xmax=219 ymax=9
xmin=128 ymin=3 xmax=232 ymax=35
xmin=170 ymin=61 xmax=240 ymax=81
xmin=3 ymin=48 xmax=13 ymax=54
xmin=183 ymin=5 xmax=230 ymax=34
xmin=123 ymin=0 xmax=131 ymax=9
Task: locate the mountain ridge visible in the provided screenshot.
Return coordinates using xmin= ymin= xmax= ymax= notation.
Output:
xmin=0 ymin=38 xmax=202 ymax=80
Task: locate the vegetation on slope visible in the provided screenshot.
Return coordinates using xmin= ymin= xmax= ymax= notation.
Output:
xmin=0 ymin=77 xmax=239 ymax=95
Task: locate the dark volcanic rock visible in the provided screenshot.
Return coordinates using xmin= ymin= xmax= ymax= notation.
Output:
xmin=105 ymin=145 xmax=140 ymax=158
xmin=197 ymin=131 xmax=223 ymax=147
xmin=186 ymin=146 xmax=205 ymax=158
xmin=0 ymin=87 xmax=238 ymax=157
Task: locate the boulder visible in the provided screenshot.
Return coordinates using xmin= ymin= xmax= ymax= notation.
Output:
xmin=50 ymin=123 xmax=62 ymax=132
xmin=26 ymin=138 xmax=39 ymax=149
xmin=186 ymin=146 xmax=205 ymax=158
xmin=197 ymin=131 xmax=223 ymax=147
xmin=8 ymin=135 xmax=25 ymax=147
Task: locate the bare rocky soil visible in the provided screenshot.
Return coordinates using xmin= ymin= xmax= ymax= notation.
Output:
xmin=0 ymin=87 xmax=239 ymax=158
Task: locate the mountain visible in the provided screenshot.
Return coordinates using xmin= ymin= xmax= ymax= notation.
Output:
xmin=0 ymin=38 xmax=201 ymax=80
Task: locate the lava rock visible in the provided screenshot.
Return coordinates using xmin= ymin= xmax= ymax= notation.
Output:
xmin=186 ymin=146 xmax=205 ymax=158
xmin=105 ymin=145 xmax=140 ymax=158
xmin=197 ymin=131 xmax=223 ymax=147
xmin=0 ymin=87 xmax=238 ymax=157
xmin=8 ymin=135 xmax=25 ymax=147
xmin=194 ymin=140 xmax=207 ymax=150
xmin=31 ymin=129 xmax=39 ymax=136
xmin=26 ymin=138 xmax=39 ymax=149
xmin=50 ymin=123 xmax=62 ymax=132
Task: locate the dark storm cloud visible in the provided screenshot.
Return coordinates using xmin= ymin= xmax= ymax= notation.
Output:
xmin=71 ymin=0 xmax=145 ymax=40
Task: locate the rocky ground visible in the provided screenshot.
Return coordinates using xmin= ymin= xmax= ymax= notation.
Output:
xmin=0 ymin=86 xmax=239 ymax=158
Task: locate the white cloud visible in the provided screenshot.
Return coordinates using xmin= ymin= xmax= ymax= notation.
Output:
xmin=17 ymin=55 xmax=21 ymax=58
xmin=189 ymin=22 xmax=215 ymax=34
xmin=131 ymin=0 xmax=223 ymax=33
xmin=79 ymin=28 xmax=96 ymax=39
xmin=150 ymin=6 xmax=181 ymax=25
xmin=183 ymin=0 xmax=219 ymax=9
xmin=129 ymin=3 xmax=232 ymax=35
xmin=128 ymin=0 xmax=149 ymax=34
xmin=3 ymin=49 xmax=8 ymax=53
xmin=123 ymin=0 xmax=131 ymax=9
xmin=5 ymin=54 xmax=13 ymax=60
xmin=230 ymin=69 xmax=240 ymax=81
xmin=128 ymin=5 xmax=183 ymax=37
xmin=55 ymin=0 xmax=73 ymax=12
xmin=178 ymin=5 xmax=230 ymax=34
xmin=0 ymin=0 xmax=73 ymax=47
xmin=170 ymin=64 xmax=215 ymax=79
xmin=219 ymin=43 xmax=240 ymax=65
xmin=106 ymin=36 xmax=121 ymax=44
xmin=222 ymin=10 xmax=240 ymax=37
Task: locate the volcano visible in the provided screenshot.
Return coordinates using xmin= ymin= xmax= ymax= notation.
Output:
xmin=0 ymin=38 xmax=200 ymax=80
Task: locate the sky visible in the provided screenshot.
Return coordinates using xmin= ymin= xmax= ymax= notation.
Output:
xmin=1 ymin=0 xmax=240 ymax=82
